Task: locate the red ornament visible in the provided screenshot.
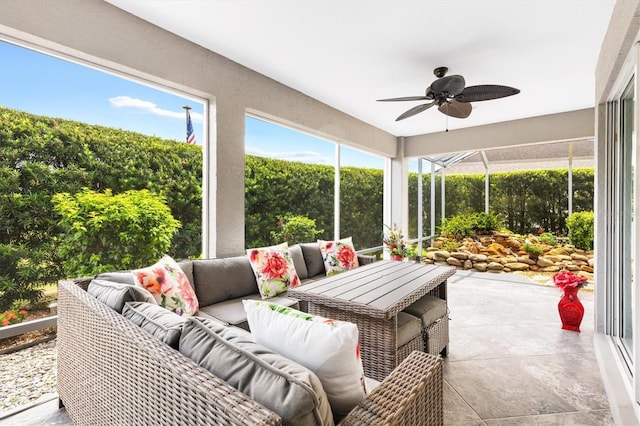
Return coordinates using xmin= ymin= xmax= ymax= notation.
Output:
xmin=558 ymin=286 xmax=584 ymax=332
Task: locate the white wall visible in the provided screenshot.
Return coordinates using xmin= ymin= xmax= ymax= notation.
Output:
xmin=0 ymin=0 xmax=397 ymax=257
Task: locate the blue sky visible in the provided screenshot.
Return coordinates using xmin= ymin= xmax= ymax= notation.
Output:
xmin=0 ymin=40 xmax=384 ymax=169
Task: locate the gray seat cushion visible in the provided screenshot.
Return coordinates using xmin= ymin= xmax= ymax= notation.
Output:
xmin=396 ymin=312 xmax=422 ymax=347
xmin=179 ymin=317 xmax=333 ymax=426
xmin=403 ymin=295 xmax=448 ymax=327
xmin=300 ymin=243 xmax=325 ymax=278
xmin=87 ymin=279 xmax=157 ymax=313
xmin=192 ymin=256 xmax=258 ymax=306
xmin=122 ymin=301 xmax=186 ymax=348
xmin=198 ymin=293 xmax=299 ymax=330
xmin=288 ymin=244 xmax=309 ymax=279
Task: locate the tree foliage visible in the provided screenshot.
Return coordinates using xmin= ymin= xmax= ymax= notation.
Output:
xmin=53 ymin=189 xmax=181 ymax=276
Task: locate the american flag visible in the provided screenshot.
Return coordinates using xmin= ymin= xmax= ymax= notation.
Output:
xmin=186 ymin=110 xmax=196 ymax=144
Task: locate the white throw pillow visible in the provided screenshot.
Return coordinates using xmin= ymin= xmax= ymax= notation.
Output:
xmin=243 ymin=300 xmax=366 ymax=418
xmin=317 ymin=237 xmax=360 ymax=276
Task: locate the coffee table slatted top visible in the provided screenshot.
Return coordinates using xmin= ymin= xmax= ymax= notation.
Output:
xmin=288 ymin=261 xmax=456 ymax=320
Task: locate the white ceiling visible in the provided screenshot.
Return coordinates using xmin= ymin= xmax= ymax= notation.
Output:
xmin=106 ymin=0 xmax=616 ymax=137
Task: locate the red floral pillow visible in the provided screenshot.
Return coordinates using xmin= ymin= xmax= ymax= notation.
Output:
xmin=132 ymin=255 xmax=199 ymax=316
xmin=318 ymin=237 xmax=360 ymax=276
xmin=247 ymin=242 xmax=301 ymax=299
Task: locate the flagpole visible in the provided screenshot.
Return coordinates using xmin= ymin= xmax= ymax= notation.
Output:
xmin=183 ymin=105 xmax=191 ymax=144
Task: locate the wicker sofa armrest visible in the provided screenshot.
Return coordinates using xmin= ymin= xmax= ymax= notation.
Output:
xmin=357 ymin=254 xmax=377 ymax=266
xmin=57 ymin=279 xmax=282 ymax=426
xmin=339 ymin=351 xmax=443 ymax=426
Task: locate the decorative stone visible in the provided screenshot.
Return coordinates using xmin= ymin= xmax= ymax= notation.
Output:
xmin=450 ymin=251 xmax=469 ymax=260
xmin=571 ymin=253 xmax=589 ymax=262
xmin=473 ymin=262 xmax=488 ymax=272
xmin=581 ymin=265 xmax=594 ymax=273
xmin=487 ymin=262 xmax=504 ymax=271
xmin=426 ymin=252 xmax=437 ymax=260
xmin=544 ymin=255 xmax=562 ymax=263
xmin=464 ymin=259 xmax=473 ymax=269
xmin=487 ymin=243 xmax=509 ymax=256
xmin=566 ymin=264 xmax=580 ymax=271
xmin=504 ymin=262 xmax=530 ymax=271
xmin=536 ymin=257 xmax=554 ymax=267
xmin=446 ymin=257 xmax=463 ymax=267
xmin=469 ymin=253 xmax=488 ymax=262
xmin=547 ymin=247 xmax=570 ymax=256
xmin=433 ymin=250 xmax=450 ymax=261
xmin=557 ymin=254 xmax=573 ymax=261
xmin=516 ymin=256 xmax=536 ymax=265
xmin=421 ymin=258 xmax=434 ymax=264
xmin=539 ymin=265 xmax=561 ymax=272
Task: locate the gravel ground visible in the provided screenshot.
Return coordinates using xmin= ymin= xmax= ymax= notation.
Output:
xmin=0 ymin=340 xmax=57 ymax=415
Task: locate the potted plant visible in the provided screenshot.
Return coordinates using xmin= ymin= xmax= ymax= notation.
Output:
xmin=383 ymin=225 xmax=408 ymax=261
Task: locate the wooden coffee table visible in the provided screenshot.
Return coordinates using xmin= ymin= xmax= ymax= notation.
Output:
xmin=288 ymin=260 xmax=456 ymax=381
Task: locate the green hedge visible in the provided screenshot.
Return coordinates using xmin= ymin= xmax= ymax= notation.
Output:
xmin=0 ymin=106 xmax=595 ymax=307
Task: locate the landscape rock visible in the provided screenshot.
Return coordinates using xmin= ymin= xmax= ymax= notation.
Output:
xmin=487 ymin=262 xmax=504 ymax=271
xmin=536 ymin=257 xmax=554 ymax=267
xmin=504 ymin=262 xmax=531 ymax=271
xmin=469 ymin=253 xmax=488 ymax=263
xmin=447 ymin=257 xmax=463 ymax=267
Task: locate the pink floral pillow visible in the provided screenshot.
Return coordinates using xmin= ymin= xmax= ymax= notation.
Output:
xmin=318 ymin=237 xmax=360 ymax=276
xmin=247 ymin=242 xmax=301 ymax=299
xmin=132 ymin=255 xmax=199 ymax=316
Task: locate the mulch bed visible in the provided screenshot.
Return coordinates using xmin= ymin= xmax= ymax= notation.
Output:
xmin=0 ymin=310 xmax=57 ymax=354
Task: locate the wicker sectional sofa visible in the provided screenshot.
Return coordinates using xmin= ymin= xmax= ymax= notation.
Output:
xmin=57 ymin=277 xmax=444 ymax=425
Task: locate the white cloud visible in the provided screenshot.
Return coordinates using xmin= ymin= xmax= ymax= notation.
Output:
xmin=108 ymin=96 xmax=203 ymax=122
xmin=246 ymin=146 xmax=333 ymax=165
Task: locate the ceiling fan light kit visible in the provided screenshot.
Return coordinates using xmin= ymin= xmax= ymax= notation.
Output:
xmin=377 ymin=66 xmax=520 ymax=122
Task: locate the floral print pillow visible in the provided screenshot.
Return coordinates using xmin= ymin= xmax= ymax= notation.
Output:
xmin=247 ymin=242 xmax=301 ymax=299
xmin=318 ymin=237 xmax=360 ymax=276
xmin=132 ymin=255 xmax=199 ymax=316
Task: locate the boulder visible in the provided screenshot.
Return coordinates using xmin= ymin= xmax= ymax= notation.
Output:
xmin=450 ymin=251 xmax=469 ymax=260
xmin=536 ymin=257 xmax=554 ymax=267
xmin=504 ymin=262 xmax=530 ymax=271
xmin=571 ymin=253 xmax=589 ymax=262
xmin=473 ymin=262 xmax=488 ymax=272
xmin=433 ymin=250 xmax=450 ymax=261
xmin=487 ymin=262 xmax=504 ymax=271
xmin=469 ymin=253 xmax=488 ymax=263
xmin=487 ymin=243 xmax=509 ymax=256
xmin=515 ymin=256 xmax=536 ymax=265
xmin=547 ymin=247 xmax=569 ymax=256
xmin=446 ymin=257 xmax=463 ymax=267
xmin=463 ymin=259 xmax=473 ymax=270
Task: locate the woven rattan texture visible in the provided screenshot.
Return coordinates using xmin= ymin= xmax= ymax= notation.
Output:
xmin=58 ymin=280 xmax=282 ymax=426
xmin=58 ymin=279 xmax=445 ymax=425
xmin=424 ymin=316 xmax=449 ymax=356
xmin=339 ymin=351 xmax=443 ymax=426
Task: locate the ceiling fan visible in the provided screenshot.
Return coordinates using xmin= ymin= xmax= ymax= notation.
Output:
xmin=377 ymin=66 xmax=520 ymax=121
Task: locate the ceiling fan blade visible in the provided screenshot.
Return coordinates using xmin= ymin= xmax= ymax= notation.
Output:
xmin=454 ymin=85 xmax=520 ymax=102
xmin=396 ymin=101 xmax=436 ymax=121
xmin=377 ymin=95 xmax=431 ymax=102
xmin=438 ymin=100 xmax=472 ymax=118
xmin=430 ymin=75 xmax=465 ymax=96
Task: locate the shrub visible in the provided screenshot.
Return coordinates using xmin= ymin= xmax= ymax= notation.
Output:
xmin=0 ymin=303 xmax=28 ymax=327
xmin=52 ymin=188 xmax=181 ymax=277
xmin=270 ymin=215 xmax=323 ymax=245
xmin=523 ymin=243 xmax=543 ymax=257
xmin=538 ymin=232 xmax=558 ymax=247
xmin=566 ymin=211 xmax=594 ymax=250
xmin=439 ymin=212 xmax=501 ymax=239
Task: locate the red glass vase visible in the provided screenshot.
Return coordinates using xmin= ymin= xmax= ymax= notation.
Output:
xmin=558 ymin=286 xmax=584 ymax=332
xmin=391 ymin=254 xmax=404 ymax=261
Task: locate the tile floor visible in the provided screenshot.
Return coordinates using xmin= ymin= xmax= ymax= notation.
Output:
xmin=0 ymin=271 xmax=613 ymax=425
xmin=444 ymin=271 xmax=613 ymax=425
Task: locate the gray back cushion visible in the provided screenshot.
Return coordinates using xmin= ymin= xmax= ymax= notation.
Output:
xmin=299 ymin=243 xmax=325 ymax=278
xmin=180 ymin=318 xmax=333 ymax=426
xmin=87 ymin=279 xmax=156 ymax=313
xmin=288 ymin=244 xmax=308 ymax=280
xmin=192 ymin=256 xmax=258 ymax=306
xmin=122 ymin=301 xmax=186 ymax=349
